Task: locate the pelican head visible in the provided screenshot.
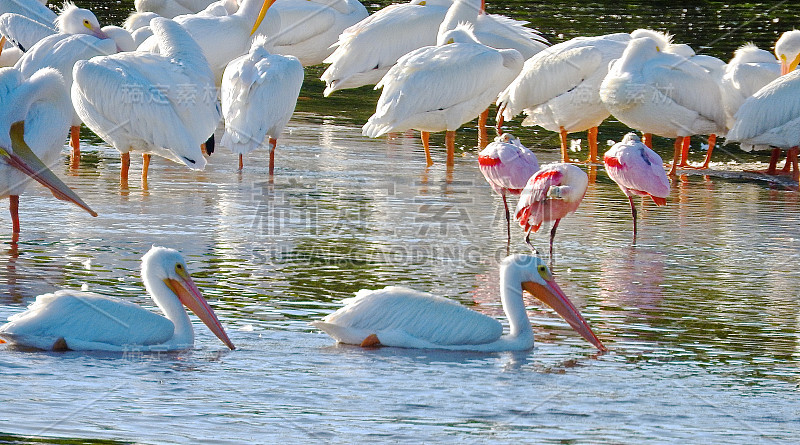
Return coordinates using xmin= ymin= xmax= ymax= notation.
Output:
xmin=629 ymin=28 xmax=672 ymax=51
xmin=142 ymin=246 xmax=235 ymax=350
xmin=775 ymin=30 xmax=800 ymax=75
xmin=56 ymin=2 xmax=110 ymax=40
xmin=437 ymin=22 xmax=478 ymax=46
xmin=504 ymin=255 xmax=606 ymax=351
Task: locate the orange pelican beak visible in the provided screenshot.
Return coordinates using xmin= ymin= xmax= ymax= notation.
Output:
xmin=523 ymin=279 xmax=607 ymax=351
xmin=250 ymin=0 xmax=276 ymax=36
xmin=165 ymin=274 xmax=236 ymax=350
xmin=1 ymin=122 xmax=97 ymax=217
xmin=781 ymin=53 xmax=800 ymax=76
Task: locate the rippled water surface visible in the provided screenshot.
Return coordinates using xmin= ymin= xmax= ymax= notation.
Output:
xmin=1 ymin=1 xmax=800 ymax=443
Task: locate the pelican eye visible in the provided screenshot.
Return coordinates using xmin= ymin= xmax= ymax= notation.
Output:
xmin=175 ymin=263 xmax=186 ymax=276
xmin=537 ymin=264 xmax=551 ymax=280
xmin=83 ymin=19 xmax=91 ymax=28
xmin=446 ymin=38 xmax=455 ymax=44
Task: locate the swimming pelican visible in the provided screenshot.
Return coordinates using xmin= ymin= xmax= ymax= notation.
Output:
xmin=726 ymin=31 xmax=800 ymax=180
xmin=135 ymin=0 xmax=218 ymax=18
xmin=496 ymin=32 xmax=630 ymax=163
xmin=265 ymin=0 xmax=368 ymax=67
xmin=313 ymin=254 xmax=606 ymax=351
xmin=515 ymin=162 xmax=587 ymax=257
xmin=603 ymin=133 xmax=669 ymax=241
xmin=321 ymin=0 xmax=452 ymax=97
xmin=220 ymin=35 xmax=303 ymax=173
xmin=362 ymin=24 xmax=523 ymax=167
xmin=0 ymin=67 xmax=96 ymax=241
xmin=599 ymin=36 xmax=726 ymax=176
xmin=478 ymin=133 xmax=538 ymax=246
xmin=137 ymin=0 xmax=276 ymax=83
xmin=0 ymin=246 xmax=235 ymax=351
xmin=72 ymin=17 xmax=221 ymax=187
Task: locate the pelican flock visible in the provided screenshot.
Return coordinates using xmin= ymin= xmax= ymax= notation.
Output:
xmin=0 ymin=0 xmax=798 ymax=356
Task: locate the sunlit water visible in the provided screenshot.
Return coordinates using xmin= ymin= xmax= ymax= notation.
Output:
xmin=1 ymin=1 xmax=800 ymax=443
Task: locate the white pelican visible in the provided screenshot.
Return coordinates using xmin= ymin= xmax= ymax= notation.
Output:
xmin=0 ymin=246 xmax=235 ymax=351
xmin=720 ymin=44 xmax=780 ymax=130
xmin=515 ymin=162 xmax=587 ymax=257
xmin=0 ymin=13 xmax=54 ymax=55
xmin=135 ymin=0 xmax=218 ymax=18
xmin=599 ymin=36 xmax=726 ymax=176
xmin=362 ymin=24 xmax=523 ymax=167
xmin=496 ymin=32 xmax=630 ymax=164
xmin=137 ymin=0 xmax=277 ymax=83
xmin=321 ymin=0 xmax=452 ymax=96
xmin=0 ymin=67 xmax=96 ymax=240
xmin=478 ymin=133 xmax=538 ymax=245
xmin=0 ymin=0 xmax=56 ymax=29
xmin=603 ymin=133 xmax=669 ymax=241
xmin=313 ymin=254 xmax=606 ymax=351
xmin=726 ymin=31 xmax=800 ymax=180
xmin=221 ymin=36 xmax=303 ymax=173
xmin=72 ymin=17 xmax=221 ymax=187
xmin=264 ymin=0 xmax=367 ymax=67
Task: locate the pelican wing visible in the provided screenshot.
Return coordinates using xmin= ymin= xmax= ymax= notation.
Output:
xmin=474 ymin=13 xmax=548 ymax=59
xmin=315 ymin=286 xmax=502 ymax=347
xmin=0 ymin=0 xmax=56 ymax=28
xmin=17 ymin=34 xmax=117 ymax=84
xmin=0 ymin=12 xmax=55 ymax=52
xmin=221 ymin=51 xmax=304 ymax=154
xmin=727 ymin=69 xmax=800 ymax=144
xmin=0 ymin=290 xmax=174 ymax=350
xmin=270 ymin=0 xmax=336 ymax=47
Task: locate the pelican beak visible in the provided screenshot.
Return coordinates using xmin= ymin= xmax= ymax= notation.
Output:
xmin=1 ymin=122 xmax=97 ymax=217
xmin=250 ymin=0 xmax=276 ymax=36
xmin=522 ymin=279 xmax=607 ymax=351
xmin=781 ymin=53 xmax=800 ymax=76
xmin=165 ymin=275 xmax=236 ymax=350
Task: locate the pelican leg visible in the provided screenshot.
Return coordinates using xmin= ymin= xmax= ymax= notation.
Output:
xmin=496 ymin=107 xmax=505 ymax=136
xmin=9 ymin=195 xmax=19 ymax=241
xmin=587 ymin=126 xmax=599 ymax=164
xmin=268 ymin=137 xmax=277 ymax=176
xmin=549 ymin=218 xmax=561 ymax=259
xmin=360 ymin=334 xmax=381 ymax=347
xmin=445 ymin=130 xmax=455 ymax=167
xmin=628 ymin=195 xmax=637 ymax=244
xmin=421 ymin=131 xmax=433 ymax=167
xmin=142 ymin=153 xmax=151 ymax=185
xmin=668 ymin=137 xmax=683 ymax=176
xmin=699 ymin=134 xmax=716 ymax=169
xmin=643 ymin=133 xmax=652 ymax=148
xmin=679 ymin=136 xmax=691 ymax=167
xmin=478 ymin=108 xmax=490 ymax=149
xmin=787 ymin=146 xmax=799 ymax=182
xmin=120 ymin=151 xmax=130 ymax=187
xmin=69 ymin=126 xmax=80 ymax=167
xmin=766 ymin=148 xmax=780 ymax=175
xmin=238 ymin=154 xmax=243 ymax=171
xmin=559 ymin=126 xmax=569 ymax=162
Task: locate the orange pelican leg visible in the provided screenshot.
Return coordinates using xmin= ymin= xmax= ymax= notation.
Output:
xmin=238 ymin=154 xmax=243 ymax=171
xmin=120 ymin=151 xmax=130 ymax=187
xmin=559 ymin=126 xmax=569 ymax=162
xmin=421 ymin=131 xmax=433 ymax=167
xmin=679 ymin=136 xmax=691 ymax=167
xmin=445 ymin=130 xmax=455 ymax=167
xmin=587 ymin=126 xmax=599 ymax=164
xmin=361 ymin=334 xmax=380 ymax=347
xmin=699 ymin=134 xmax=716 ymax=169
xmin=478 ymin=108 xmax=490 ymax=149
xmin=495 ymin=107 xmax=505 ymax=136
xmin=9 ymin=195 xmax=19 ymax=242
xmin=142 ymin=153 xmax=151 ymax=189
xmin=766 ymin=148 xmax=780 ymax=175
xmin=787 ymin=146 xmax=799 ymax=182
xmin=268 ymin=137 xmax=277 ymax=176
xmin=643 ymin=133 xmax=652 ymax=148
xmin=668 ymin=137 xmax=683 ymax=176
xmin=69 ymin=126 xmax=80 ymax=167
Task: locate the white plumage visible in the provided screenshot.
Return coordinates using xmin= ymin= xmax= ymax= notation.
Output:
xmin=72 ymin=17 xmax=221 ymax=178
xmin=313 ymin=254 xmax=607 ymax=351
xmin=727 ymin=69 xmax=800 ymax=148
xmin=221 ymin=35 xmax=303 ymax=171
xmin=135 ymin=0 xmax=218 ymax=18
xmin=0 ymin=246 xmax=235 ymax=351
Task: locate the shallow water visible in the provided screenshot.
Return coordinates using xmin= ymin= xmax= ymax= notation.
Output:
xmin=1 ymin=0 xmax=800 ymax=443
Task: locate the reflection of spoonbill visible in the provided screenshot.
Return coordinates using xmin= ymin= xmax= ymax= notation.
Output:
xmin=0 ymin=246 xmax=235 ymax=351
xmin=220 ymin=35 xmax=303 ymax=173
xmin=478 ymin=133 xmax=538 ymax=245
xmin=515 ymin=163 xmax=587 ymax=257
xmin=72 ymin=18 xmax=221 ymax=186
xmin=0 ymin=67 xmax=96 ymax=240
xmin=363 ymin=24 xmax=522 ymax=167
xmin=603 ymin=133 xmax=669 ymax=241
xmin=313 ymin=254 xmax=606 ymax=351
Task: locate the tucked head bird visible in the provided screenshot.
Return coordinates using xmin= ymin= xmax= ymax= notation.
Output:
xmin=0 ymin=246 xmax=235 ymax=351
xmin=603 ymin=133 xmax=670 ymax=242
xmin=478 ymin=133 xmax=539 ymax=246
xmin=312 ymin=254 xmax=607 ymax=352
xmin=515 ymin=163 xmax=588 ymax=257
